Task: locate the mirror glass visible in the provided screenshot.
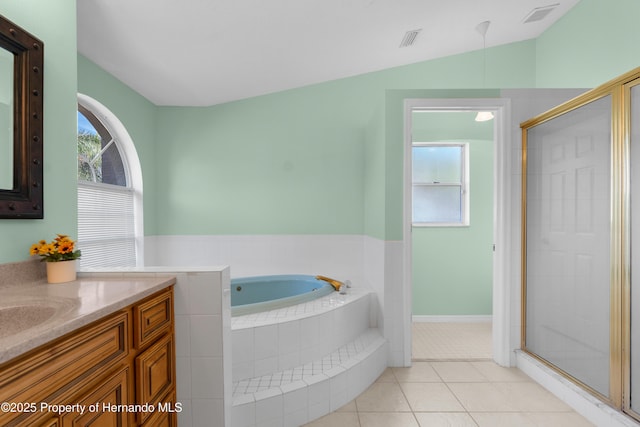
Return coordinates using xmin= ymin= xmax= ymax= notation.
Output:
xmin=0 ymin=46 xmax=12 ymax=190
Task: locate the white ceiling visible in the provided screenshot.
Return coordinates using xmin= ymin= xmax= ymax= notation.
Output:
xmin=77 ymin=0 xmax=580 ymax=107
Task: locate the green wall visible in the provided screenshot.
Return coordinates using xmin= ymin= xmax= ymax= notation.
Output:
xmin=154 ymin=85 xmax=371 ymax=235
xmin=153 ymin=41 xmax=535 ymax=238
xmin=411 ymin=113 xmax=494 ymax=315
xmin=0 ymin=0 xmax=77 ymax=263
xmin=536 ymin=0 xmax=640 ymax=88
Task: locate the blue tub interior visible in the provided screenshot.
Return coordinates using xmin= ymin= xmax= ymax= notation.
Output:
xmin=230 ymin=274 xmax=335 ymax=315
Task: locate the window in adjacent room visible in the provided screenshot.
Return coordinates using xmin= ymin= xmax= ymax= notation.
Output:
xmin=77 ymin=94 xmax=143 ymax=268
xmin=412 ymin=143 xmax=469 ymax=226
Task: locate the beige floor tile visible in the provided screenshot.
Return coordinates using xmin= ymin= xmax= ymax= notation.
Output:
xmin=303 ymin=411 xmax=360 ymax=426
xmin=376 ymin=368 xmax=398 ymax=383
xmin=392 ymin=362 xmax=441 ymax=383
xmin=470 ymin=361 xmax=531 ymax=382
xmin=492 ymin=382 xmax=572 ymax=412
xmin=431 ymin=361 xmax=487 ymax=382
xmin=447 ymin=382 xmax=519 ymax=412
xmin=414 ymin=412 xmax=478 ymax=427
xmin=525 ymin=412 xmax=595 ymax=426
xmin=356 ymin=382 xmax=412 ymax=412
xmin=336 ymin=400 xmax=357 ymax=412
xmin=304 ymin=324 xmax=597 ymax=427
xmin=471 ymin=412 xmax=595 ymax=427
xmin=470 ymin=412 xmax=537 ymax=427
xmin=400 ymin=382 xmax=465 ymax=412
xmin=359 ymin=412 xmax=419 ymax=427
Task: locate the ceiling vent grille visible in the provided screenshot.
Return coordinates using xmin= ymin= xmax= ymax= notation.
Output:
xmin=523 ymin=3 xmax=559 ymax=23
xmin=400 ymin=29 xmax=421 ymax=47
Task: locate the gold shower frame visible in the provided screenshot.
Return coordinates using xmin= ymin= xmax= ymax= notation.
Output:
xmin=520 ymin=67 xmax=640 ymax=420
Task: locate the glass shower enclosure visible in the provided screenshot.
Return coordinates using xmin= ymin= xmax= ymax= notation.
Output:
xmin=521 ymin=67 xmax=640 ymax=420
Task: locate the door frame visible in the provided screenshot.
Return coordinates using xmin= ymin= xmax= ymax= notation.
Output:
xmin=403 ymin=98 xmax=512 ymax=366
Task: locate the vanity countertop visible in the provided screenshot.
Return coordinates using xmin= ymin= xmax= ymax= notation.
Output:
xmin=0 ymin=274 xmax=175 ymax=365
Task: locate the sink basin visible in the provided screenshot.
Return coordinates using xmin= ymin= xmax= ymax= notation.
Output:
xmin=0 ymin=305 xmax=57 ymax=339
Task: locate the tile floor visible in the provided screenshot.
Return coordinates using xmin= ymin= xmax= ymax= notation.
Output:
xmin=303 ymin=323 xmax=594 ymax=427
xmin=412 ymin=322 xmax=492 ymax=361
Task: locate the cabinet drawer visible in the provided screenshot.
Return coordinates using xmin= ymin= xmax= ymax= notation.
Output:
xmin=134 ymin=289 xmax=173 ymax=349
xmin=136 ymin=333 xmax=175 ymax=424
xmin=0 ymin=312 xmax=129 ymax=426
xmin=61 ymin=365 xmax=131 ymax=427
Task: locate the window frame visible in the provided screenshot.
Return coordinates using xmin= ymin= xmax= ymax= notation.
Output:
xmin=411 ymin=141 xmax=470 ymax=227
xmin=77 ymin=93 xmax=144 ymax=268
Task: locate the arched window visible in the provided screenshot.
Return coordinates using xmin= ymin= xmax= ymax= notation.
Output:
xmin=77 ymin=94 xmax=143 ymax=268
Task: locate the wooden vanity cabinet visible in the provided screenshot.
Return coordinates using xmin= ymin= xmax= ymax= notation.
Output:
xmin=60 ymin=365 xmax=132 ymax=426
xmin=133 ymin=289 xmax=176 ymax=426
xmin=0 ymin=286 xmax=175 ymax=427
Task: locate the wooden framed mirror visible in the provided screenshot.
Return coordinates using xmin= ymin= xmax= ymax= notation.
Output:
xmin=0 ymin=14 xmax=44 ymax=219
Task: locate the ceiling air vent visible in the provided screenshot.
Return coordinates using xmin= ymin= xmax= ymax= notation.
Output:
xmin=523 ymin=3 xmax=559 ymax=23
xmin=400 ymin=29 xmax=421 ymax=47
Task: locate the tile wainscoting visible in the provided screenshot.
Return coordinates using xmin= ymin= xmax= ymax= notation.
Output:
xmin=145 ymin=234 xmax=408 ymax=366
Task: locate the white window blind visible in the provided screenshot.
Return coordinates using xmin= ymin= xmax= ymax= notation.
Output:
xmin=78 ymin=182 xmax=136 ymax=268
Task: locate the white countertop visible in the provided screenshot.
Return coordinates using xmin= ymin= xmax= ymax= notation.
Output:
xmin=0 ymin=275 xmax=175 ymax=365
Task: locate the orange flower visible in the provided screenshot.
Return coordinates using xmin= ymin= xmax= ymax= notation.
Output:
xmin=29 ymin=243 xmax=41 ymax=256
xmin=58 ymin=240 xmax=74 ymax=254
xmin=39 ymin=243 xmax=55 ymax=255
xmin=29 ymin=234 xmax=81 ymax=262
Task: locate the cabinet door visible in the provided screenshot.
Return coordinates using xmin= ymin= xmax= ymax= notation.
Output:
xmin=61 ymin=366 xmax=131 ymax=427
xmin=141 ymin=392 xmax=178 ymax=427
xmin=136 ymin=334 xmax=175 ymax=424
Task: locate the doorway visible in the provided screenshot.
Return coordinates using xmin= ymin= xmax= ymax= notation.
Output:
xmin=410 ymin=111 xmax=494 ymax=360
xmin=402 ymin=98 xmax=512 ymax=366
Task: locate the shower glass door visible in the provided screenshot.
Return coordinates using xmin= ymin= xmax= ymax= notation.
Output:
xmin=629 ymin=82 xmax=640 ymax=414
xmin=523 ymin=95 xmax=612 ymax=399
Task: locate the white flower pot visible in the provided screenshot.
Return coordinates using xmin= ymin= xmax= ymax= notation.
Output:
xmin=46 ymin=260 xmax=77 ymax=284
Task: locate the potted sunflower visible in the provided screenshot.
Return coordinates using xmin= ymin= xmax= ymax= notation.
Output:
xmin=30 ymin=234 xmax=82 ymax=283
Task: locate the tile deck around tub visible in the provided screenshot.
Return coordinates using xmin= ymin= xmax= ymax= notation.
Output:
xmin=232 ymin=328 xmax=383 ymax=401
xmin=230 ymin=288 xmax=368 ymax=330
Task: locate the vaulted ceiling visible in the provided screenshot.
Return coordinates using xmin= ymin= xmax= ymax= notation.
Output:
xmin=77 ymin=0 xmax=580 ymax=106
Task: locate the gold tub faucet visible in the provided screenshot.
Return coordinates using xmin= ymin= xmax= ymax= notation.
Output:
xmin=315 ymin=275 xmax=343 ymax=291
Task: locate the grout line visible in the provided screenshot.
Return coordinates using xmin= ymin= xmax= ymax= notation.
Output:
xmin=304 ymin=323 xmax=595 ymax=426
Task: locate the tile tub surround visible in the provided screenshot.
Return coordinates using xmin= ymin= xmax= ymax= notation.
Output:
xmin=145 ymin=234 xmax=406 ymax=366
xmin=231 ymin=287 xmax=388 ymax=427
xmin=232 ymin=289 xmax=373 ymax=381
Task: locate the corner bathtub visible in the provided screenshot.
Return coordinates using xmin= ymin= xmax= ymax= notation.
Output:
xmin=230 ymin=277 xmax=387 ymax=427
xmin=230 ymin=274 xmax=335 ymax=316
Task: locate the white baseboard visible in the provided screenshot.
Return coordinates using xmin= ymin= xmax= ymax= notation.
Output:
xmin=412 ymin=315 xmax=492 ymax=323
